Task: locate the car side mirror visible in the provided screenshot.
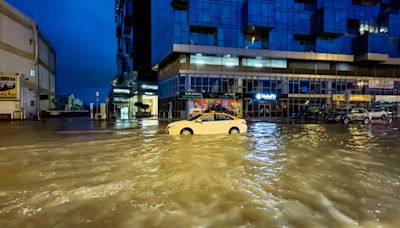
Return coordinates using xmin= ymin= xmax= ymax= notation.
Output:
xmin=195 ymin=119 xmax=202 ymax=123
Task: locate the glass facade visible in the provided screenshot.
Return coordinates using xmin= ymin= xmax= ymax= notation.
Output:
xmin=151 ymin=0 xmax=400 ymax=119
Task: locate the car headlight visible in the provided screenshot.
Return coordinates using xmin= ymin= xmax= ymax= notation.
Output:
xmin=335 ymin=115 xmax=341 ymax=121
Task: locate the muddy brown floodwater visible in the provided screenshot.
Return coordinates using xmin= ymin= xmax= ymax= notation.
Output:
xmin=0 ymin=118 xmax=400 ymax=227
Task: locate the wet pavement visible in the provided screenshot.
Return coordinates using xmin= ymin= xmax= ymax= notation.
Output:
xmin=0 ymin=118 xmax=400 ymax=227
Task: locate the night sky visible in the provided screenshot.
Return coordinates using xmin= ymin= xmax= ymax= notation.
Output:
xmin=7 ymin=0 xmax=117 ymax=104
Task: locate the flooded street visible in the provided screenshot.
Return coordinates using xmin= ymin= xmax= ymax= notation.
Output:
xmin=0 ymin=118 xmax=400 ymax=227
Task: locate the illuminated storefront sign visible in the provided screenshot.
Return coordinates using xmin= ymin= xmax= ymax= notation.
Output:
xmin=368 ymin=80 xmax=394 ymax=89
xmin=256 ymin=93 xmax=276 ymax=100
xmin=333 ymin=94 xmax=372 ymax=102
xmin=0 ymin=73 xmax=19 ymax=100
xmin=375 ymin=95 xmax=400 ymax=102
xmin=181 ymin=92 xmax=202 ymax=99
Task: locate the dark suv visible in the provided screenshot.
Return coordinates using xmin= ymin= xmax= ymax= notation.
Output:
xmin=324 ymin=108 xmax=371 ymax=124
xmin=291 ymin=108 xmax=323 ymax=120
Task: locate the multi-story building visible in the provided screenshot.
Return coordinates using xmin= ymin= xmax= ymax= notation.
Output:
xmin=0 ymin=0 xmax=56 ymax=119
xmin=152 ymin=0 xmax=400 ymax=119
xmin=113 ymin=0 xmax=158 ymax=119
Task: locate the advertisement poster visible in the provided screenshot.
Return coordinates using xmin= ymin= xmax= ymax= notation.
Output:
xmin=188 ymin=99 xmax=243 ymax=118
xmin=0 ymin=73 xmax=19 ymax=100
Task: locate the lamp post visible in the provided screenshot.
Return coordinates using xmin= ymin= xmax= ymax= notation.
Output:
xmin=96 ymin=91 xmax=100 ymax=116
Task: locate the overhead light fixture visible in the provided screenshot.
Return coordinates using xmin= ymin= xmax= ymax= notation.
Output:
xmin=29 ymin=69 xmax=35 ymax=77
xmin=141 ymin=84 xmax=158 ymax=90
xmin=113 ymin=88 xmax=130 ymax=94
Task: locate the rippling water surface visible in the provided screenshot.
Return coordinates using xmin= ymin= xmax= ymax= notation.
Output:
xmin=0 ymin=118 xmax=400 ymax=227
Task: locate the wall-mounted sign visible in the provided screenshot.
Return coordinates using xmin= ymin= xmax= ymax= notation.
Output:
xmin=375 ymin=95 xmax=400 ymax=103
xmin=256 ymin=93 xmax=276 ymax=100
xmin=368 ymin=80 xmax=394 ymax=89
xmin=333 ymin=94 xmax=372 ymax=102
xmin=0 ymin=73 xmax=19 ymax=100
xmin=181 ymin=92 xmax=202 ymax=99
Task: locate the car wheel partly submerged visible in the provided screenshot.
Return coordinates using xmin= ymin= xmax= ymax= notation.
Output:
xmin=180 ymin=128 xmax=193 ymax=135
xmin=343 ymin=118 xmax=350 ymax=125
xmin=229 ymin=127 xmax=240 ymax=134
xmin=363 ymin=118 xmax=371 ymax=124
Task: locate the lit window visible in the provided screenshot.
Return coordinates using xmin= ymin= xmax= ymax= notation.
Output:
xmin=190 ymin=55 xmax=239 ymax=66
xmin=242 ymin=58 xmax=287 ymax=68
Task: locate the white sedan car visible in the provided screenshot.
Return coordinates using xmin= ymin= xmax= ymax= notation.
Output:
xmin=166 ymin=112 xmax=248 ymax=135
xmin=369 ymin=108 xmax=389 ymax=119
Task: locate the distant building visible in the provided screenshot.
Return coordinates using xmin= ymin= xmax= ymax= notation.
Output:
xmin=0 ymin=0 xmax=56 ymax=119
xmin=151 ymin=0 xmax=400 ymax=119
xmin=112 ymin=0 xmax=158 ymax=119
xmin=57 ymin=94 xmax=83 ymax=111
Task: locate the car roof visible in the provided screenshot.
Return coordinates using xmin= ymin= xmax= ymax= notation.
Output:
xmin=200 ymin=112 xmax=240 ymax=120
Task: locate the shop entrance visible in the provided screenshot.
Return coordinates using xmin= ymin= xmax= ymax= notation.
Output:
xmin=258 ymin=102 xmax=271 ymax=119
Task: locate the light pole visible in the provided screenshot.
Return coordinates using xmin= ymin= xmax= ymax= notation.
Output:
xmin=96 ymin=91 xmax=100 ymax=116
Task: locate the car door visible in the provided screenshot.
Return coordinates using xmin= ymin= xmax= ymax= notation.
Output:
xmin=214 ymin=114 xmax=235 ymax=134
xmin=194 ymin=114 xmax=216 ymax=134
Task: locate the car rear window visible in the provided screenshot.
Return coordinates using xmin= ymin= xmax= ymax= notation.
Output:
xmin=215 ymin=114 xmax=233 ymax=121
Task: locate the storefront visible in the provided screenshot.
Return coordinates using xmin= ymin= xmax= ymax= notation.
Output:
xmin=112 ymin=82 xmax=158 ymax=119
xmin=158 ymin=70 xmax=400 ymax=120
xmin=332 ymin=94 xmax=373 ymax=108
xmin=375 ymin=95 xmax=400 ymax=117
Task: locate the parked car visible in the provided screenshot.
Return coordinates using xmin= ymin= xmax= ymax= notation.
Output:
xmin=368 ymin=107 xmax=390 ymax=119
xmin=291 ymin=108 xmax=322 ymax=120
xmin=324 ymin=108 xmax=371 ymax=124
xmin=166 ymin=112 xmax=247 ymax=135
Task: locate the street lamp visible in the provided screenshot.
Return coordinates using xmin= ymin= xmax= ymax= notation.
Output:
xmin=96 ymin=91 xmax=100 ymax=115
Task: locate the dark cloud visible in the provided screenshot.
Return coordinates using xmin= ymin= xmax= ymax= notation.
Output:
xmin=6 ymin=0 xmax=117 ymax=103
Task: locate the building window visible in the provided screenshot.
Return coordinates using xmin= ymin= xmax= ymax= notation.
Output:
xmin=397 ymin=39 xmax=400 ymax=52
xmin=189 ymin=54 xmax=238 ymax=66
xmin=243 ymin=27 xmax=269 ymax=49
xmin=294 ymin=34 xmax=316 ymax=52
xmin=359 ymin=20 xmax=379 ymax=35
xmin=347 ymin=19 xmax=360 ymax=35
xmin=337 ymin=63 xmax=354 ymax=71
xmin=352 ymin=0 xmax=381 ymax=6
xmin=294 ymin=0 xmax=316 ymax=3
xmin=171 ymin=0 xmax=189 ymax=10
xmin=189 ymin=26 xmax=216 ymax=46
xmin=242 ymin=58 xmax=287 ymax=68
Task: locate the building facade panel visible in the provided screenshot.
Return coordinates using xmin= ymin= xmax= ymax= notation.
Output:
xmin=0 ymin=13 xmax=34 ymax=55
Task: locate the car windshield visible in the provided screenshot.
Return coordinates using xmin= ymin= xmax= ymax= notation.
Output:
xmin=188 ymin=114 xmax=202 ymax=121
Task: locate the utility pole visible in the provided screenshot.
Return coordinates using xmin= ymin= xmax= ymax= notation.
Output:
xmin=31 ymin=20 xmax=40 ymax=120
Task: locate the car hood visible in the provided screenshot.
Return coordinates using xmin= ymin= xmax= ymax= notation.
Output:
xmin=168 ymin=120 xmax=191 ymax=128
